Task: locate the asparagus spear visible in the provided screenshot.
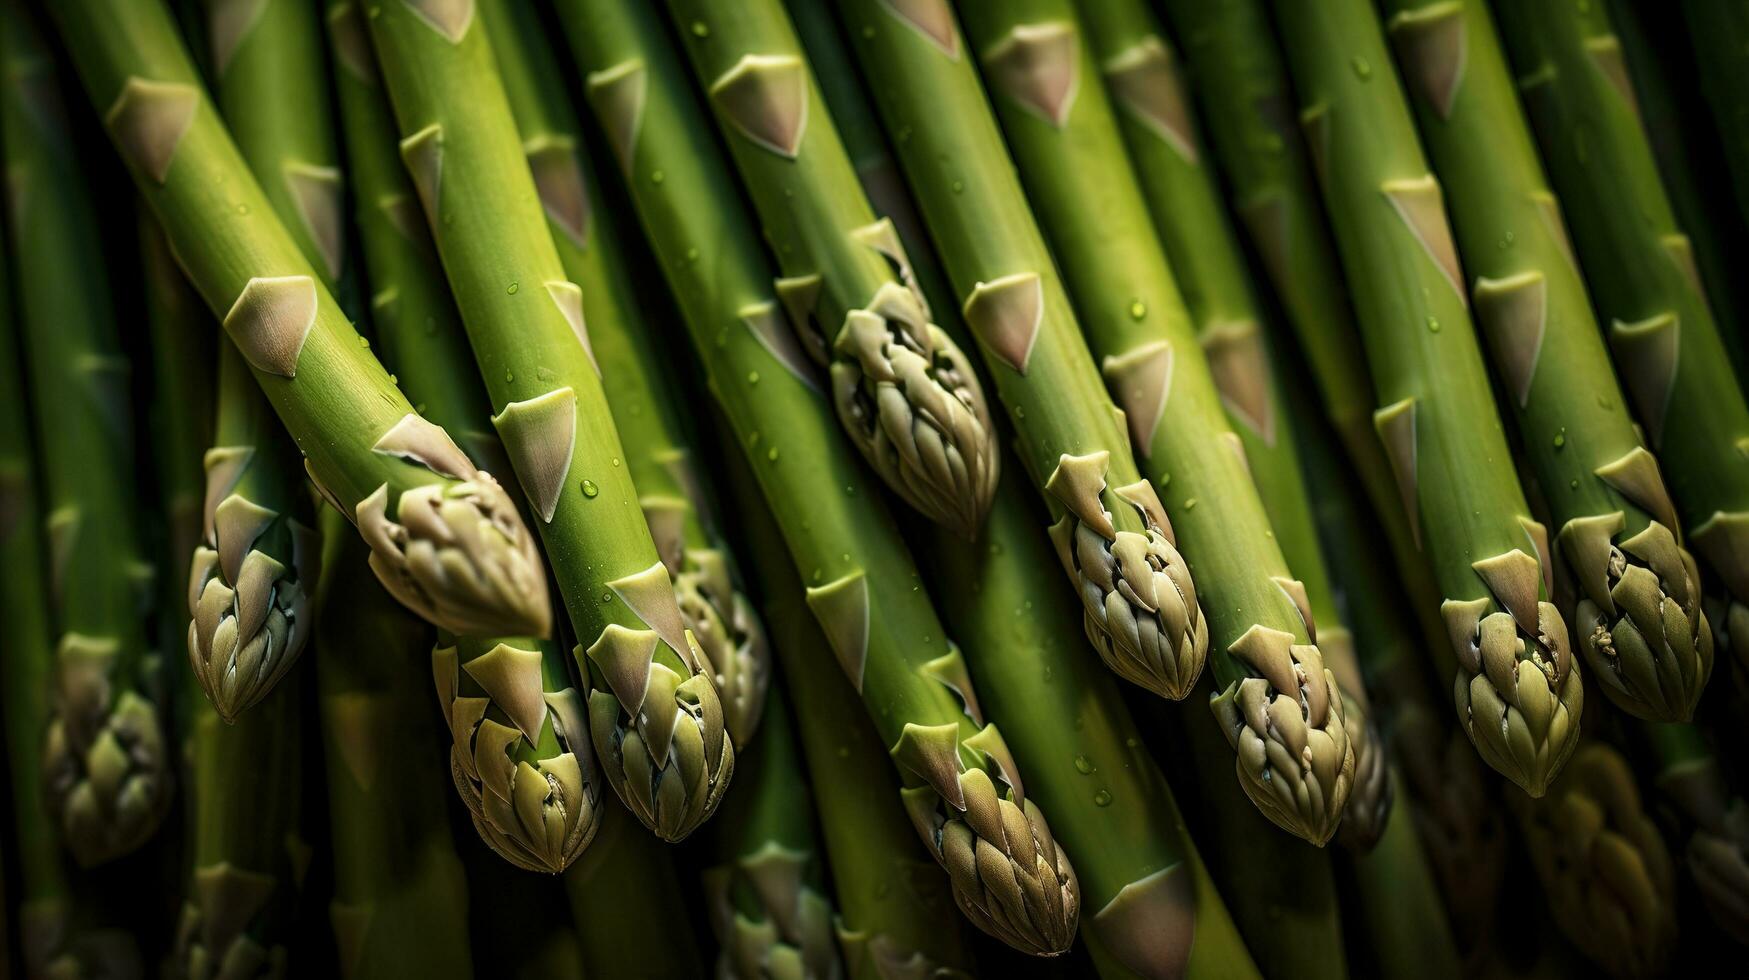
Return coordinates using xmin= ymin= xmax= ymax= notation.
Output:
xmin=363 ymin=0 xmax=734 ymax=843
xmin=0 ymin=134 xmax=142 ymax=980
xmin=1296 ymin=377 xmax=1505 ymax=959
xmin=1679 ymin=0 xmax=1749 ymax=232
xmin=1269 ymin=0 xmax=1583 ymax=795
xmin=1380 ymin=0 xmax=1711 ymax=724
xmin=787 ymin=7 xmax=1260 ymax=974
xmin=1 ymin=5 xmax=172 ymax=866
xmin=324 ymin=0 xmax=601 ymax=874
xmin=478 ymin=0 xmax=771 ymax=745
xmin=659 ymin=0 xmax=999 ymax=542
xmin=1492 ymin=0 xmax=1749 ymax=675
xmin=699 ymin=685 xmax=842 ymax=978
xmin=46 ymin=0 xmax=551 ymax=641
xmin=827 ymin=0 xmax=1207 ymax=706
xmin=1643 ymin=722 xmax=1749 ymax=945
xmin=182 ymin=0 xmax=331 ymax=724
xmin=1153 ymin=0 xmax=1451 ymax=664
xmin=559 ymin=0 xmax=1080 ymax=954
xmin=722 ymin=434 xmax=978 ymax=978
xmin=312 ymin=513 xmax=474 ymax=979
xmin=1057 ymin=0 xmax=1383 ymax=846
xmin=1510 ymin=741 xmax=1678 ymax=976
xmin=1611 ymin=0 xmax=1749 ymax=388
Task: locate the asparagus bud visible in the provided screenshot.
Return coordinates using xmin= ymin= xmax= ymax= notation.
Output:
xmin=827 ymin=283 xmax=999 ymax=539
xmin=670 ymin=546 xmax=770 ymax=746
xmin=1043 ymin=451 xmax=1207 ymax=700
xmin=1442 ymin=548 xmax=1584 ymax=796
xmin=1654 ymin=750 xmax=1749 ymax=945
xmin=41 ymin=634 xmax=171 ymax=866
xmin=893 ymin=723 xmax=1079 ymax=957
xmin=434 ymin=638 xmax=601 ymax=873
xmin=1512 ymin=742 xmax=1677 ymax=977
xmin=584 ymin=614 xmax=735 ymax=842
xmin=1562 ymin=516 xmax=1712 ymax=721
xmin=702 ymin=842 xmax=840 ymax=980
xmin=186 ymin=448 xmax=318 ymax=724
xmin=1334 ymin=695 xmax=1392 ymax=852
xmin=1210 ymin=626 xmax=1356 ymax=845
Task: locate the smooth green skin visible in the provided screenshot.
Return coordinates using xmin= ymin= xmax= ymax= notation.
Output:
xmin=363 ymin=0 xmax=683 ymax=679
xmin=1154 ymin=0 xmax=1451 ymax=671
xmin=559 ymin=0 xmax=990 ymax=808
xmin=2 ymin=0 xmax=153 ymax=706
xmin=1681 ymin=0 xmax=1749 ymax=231
xmin=185 ymin=0 xmax=327 ymax=949
xmin=1379 ymin=0 xmax=1692 ymax=711
xmin=968 ymin=0 xmax=1310 ymax=687
xmin=325 ymin=0 xmax=584 ymax=824
xmin=1342 ymin=767 xmax=1463 ymax=980
xmin=928 ymin=478 xmax=1261 ymax=980
xmin=1154 ymin=687 xmax=1347 ymax=980
xmin=662 ymin=0 xmax=922 ymax=355
xmin=1269 ymin=0 xmax=1542 ymax=624
xmin=311 ymin=512 xmax=472 ymax=980
xmin=725 ymin=446 xmax=975 ymax=978
xmin=1292 ymin=375 xmax=1501 ymax=956
xmin=481 ymin=0 xmax=710 ymax=547
xmin=0 ymin=135 xmax=71 ymax=944
xmin=561 ymin=802 xmax=706 ymax=978
xmin=1612 ymin=0 xmax=1749 ymax=386
xmin=836 ymin=0 xmax=1157 ymax=555
xmin=782 ymin=5 xmax=1251 ymax=973
xmin=323 ymin=1 xmax=495 ymax=464
xmin=1074 ymin=0 xmax=1351 ymax=671
xmin=1493 ymin=0 xmax=1749 ymax=604
xmin=49 ymin=0 xmax=468 ymax=524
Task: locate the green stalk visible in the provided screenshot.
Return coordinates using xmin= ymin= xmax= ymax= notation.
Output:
xmin=1296 ymin=377 xmax=1505 ymax=957
xmin=1153 ymin=0 xmax=1451 ymax=668
xmin=1341 ymin=769 xmax=1463 ymax=980
xmin=1269 ymin=0 xmax=1582 ymax=795
xmin=1493 ymin=0 xmax=1749 ymax=656
xmin=0 ymin=126 xmax=140 ymax=980
xmin=1510 ymin=741 xmax=1678 ymax=976
xmin=699 ymin=685 xmax=842 ymax=978
xmin=183 ymin=0 xmax=331 ymax=724
xmin=1641 ymin=721 xmax=1749 ymax=944
xmin=834 ymin=0 xmax=1211 ymax=705
xmin=1380 ymin=0 xmax=1710 ymax=723
xmin=47 ymin=0 xmax=552 ymax=642
xmin=559 ymin=0 xmax=1080 ymax=955
xmin=1680 ymin=0 xmax=1749 ymax=232
xmin=1 ymin=4 xmax=171 ymax=866
xmin=312 ymin=512 xmax=473 ymax=979
xmin=931 ymin=479 xmax=1263 ymax=977
xmin=560 ymin=804 xmax=708 ymax=978
xmin=986 ymin=0 xmax=1350 ymax=847
xmin=661 ymin=0 xmax=999 ymax=541
xmin=1611 ymin=0 xmax=1749 ymax=388
xmin=363 ymin=0 xmax=734 ymax=844
xmin=478 ymin=0 xmax=771 ymax=745
xmin=324 ymin=0 xmax=601 ymax=875
xmin=722 ymin=439 xmax=976 ymax=978
xmin=170 ymin=3 xmax=332 ymax=963
xmin=789 ymin=6 xmax=1257 ymax=973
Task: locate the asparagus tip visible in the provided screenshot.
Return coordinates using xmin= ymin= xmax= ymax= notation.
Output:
xmin=1211 ymin=627 xmax=1356 ymax=845
xmin=356 ymin=472 xmax=553 ymax=639
xmin=674 ymin=556 xmax=772 ymax=745
xmin=1334 ymin=701 xmax=1393 ymax=852
xmin=1445 ymin=595 xmax=1584 ymax=796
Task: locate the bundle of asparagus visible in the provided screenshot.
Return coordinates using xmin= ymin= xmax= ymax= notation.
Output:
xmin=3 ymin=0 xmax=1747 ymax=973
